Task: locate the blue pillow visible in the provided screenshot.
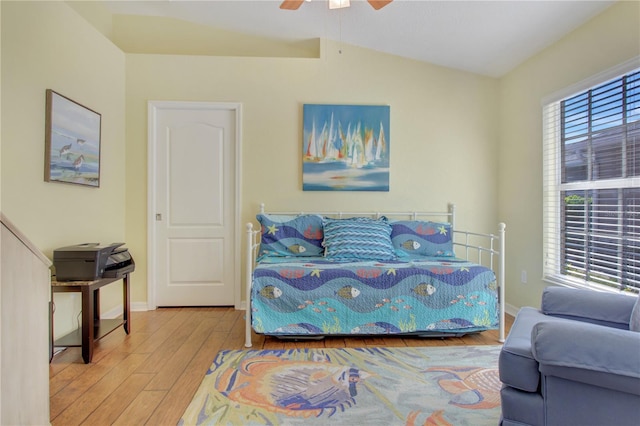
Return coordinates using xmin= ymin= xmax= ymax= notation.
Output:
xmin=322 ymin=217 xmax=397 ymax=261
xmin=257 ymin=214 xmax=324 ymax=259
xmin=390 ymin=220 xmax=454 ymax=257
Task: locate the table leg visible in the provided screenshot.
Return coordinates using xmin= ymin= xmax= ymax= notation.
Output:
xmin=94 ymin=288 xmax=100 ymax=322
xmin=82 ymin=287 xmax=94 ymax=364
xmin=123 ymin=274 xmax=130 ymax=334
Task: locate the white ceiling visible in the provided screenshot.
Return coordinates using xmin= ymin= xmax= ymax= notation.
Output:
xmin=103 ymin=0 xmax=616 ymax=77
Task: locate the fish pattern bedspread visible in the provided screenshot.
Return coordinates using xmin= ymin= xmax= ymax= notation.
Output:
xmin=251 ymin=255 xmax=499 ymax=336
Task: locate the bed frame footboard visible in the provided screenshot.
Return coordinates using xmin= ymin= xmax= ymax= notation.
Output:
xmin=245 ymin=222 xmax=261 ymax=348
xmin=453 ymin=223 xmax=507 ymax=342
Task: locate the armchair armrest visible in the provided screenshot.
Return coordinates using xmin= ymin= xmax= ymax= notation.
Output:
xmin=532 ymin=320 xmax=640 ymax=396
xmin=541 ymin=286 xmax=635 ymax=329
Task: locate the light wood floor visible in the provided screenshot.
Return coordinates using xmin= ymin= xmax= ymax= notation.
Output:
xmin=50 ymin=307 xmax=514 ymax=426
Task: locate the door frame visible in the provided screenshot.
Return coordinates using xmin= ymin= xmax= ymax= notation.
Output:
xmin=147 ymin=101 xmax=243 ymax=310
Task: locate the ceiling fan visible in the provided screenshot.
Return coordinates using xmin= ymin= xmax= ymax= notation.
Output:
xmin=280 ymin=0 xmax=393 ymax=11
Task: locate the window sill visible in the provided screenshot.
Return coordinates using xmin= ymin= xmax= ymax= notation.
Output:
xmin=543 ymin=274 xmax=639 ymax=297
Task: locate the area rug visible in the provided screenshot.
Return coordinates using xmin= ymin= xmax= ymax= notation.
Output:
xmin=179 ymin=345 xmax=502 ymax=426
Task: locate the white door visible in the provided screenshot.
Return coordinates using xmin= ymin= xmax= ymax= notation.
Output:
xmin=148 ymin=101 xmax=241 ymax=307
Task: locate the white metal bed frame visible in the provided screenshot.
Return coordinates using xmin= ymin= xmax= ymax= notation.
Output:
xmin=245 ymin=203 xmax=506 ymax=347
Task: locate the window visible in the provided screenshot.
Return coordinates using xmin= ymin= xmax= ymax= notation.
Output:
xmin=543 ymin=67 xmax=640 ymax=294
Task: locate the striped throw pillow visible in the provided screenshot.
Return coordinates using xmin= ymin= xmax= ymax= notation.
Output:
xmin=323 ymin=217 xmax=397 ymax=261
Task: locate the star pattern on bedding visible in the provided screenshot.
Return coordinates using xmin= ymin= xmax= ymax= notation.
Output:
xmin=267 ymin=224 xmax=278 ymax=235
xmin=386 ymin=268 xmax=397 ymax=276
xmin=438 ymin=225 xmax=448 ymax=235
xmin=311 ymin=269 xmax=321 ymax=278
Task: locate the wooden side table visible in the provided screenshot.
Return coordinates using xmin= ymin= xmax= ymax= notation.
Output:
xmin=51 ymin=274 xmax=130 ymax=363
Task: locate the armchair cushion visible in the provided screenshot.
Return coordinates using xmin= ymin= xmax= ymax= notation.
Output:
xmin=531 ymin=320 xmax=640 ymax=396
xmin=499 ymin=307 xmax=566 ymax=392
xmin=630 ymin=294 xmax=640 ymax=332
xmin=541 ymin=286 xmax=635 ymax=329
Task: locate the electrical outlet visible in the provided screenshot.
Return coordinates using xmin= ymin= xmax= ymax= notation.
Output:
xmin=521 ymin=270 xmax=527 ymax=284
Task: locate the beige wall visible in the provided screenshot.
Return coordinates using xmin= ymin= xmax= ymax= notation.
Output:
xmin=1 ymin=1 xmax=126 ymax=336
xmin=498 ymin=1 xmax=640 ymax=309
xmin=0 ymin=1 xmax=2 ymax=216
xmin=2 ymin=0 xmax=638 ymax=319
xmin=113 ymin=14 xmax=320 ymax=58
xmin=0 ymin=3 xmax=3 ymax=420
xmin=125 ymin=42 xmax=500 ymax=305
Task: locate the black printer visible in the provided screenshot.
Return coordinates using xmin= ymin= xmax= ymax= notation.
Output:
xmin=53 ymin=243 xmax=135 ymax=281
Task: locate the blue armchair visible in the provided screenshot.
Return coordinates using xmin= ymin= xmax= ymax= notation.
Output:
xmin=499 ymin=286 xmax=640 ymax=426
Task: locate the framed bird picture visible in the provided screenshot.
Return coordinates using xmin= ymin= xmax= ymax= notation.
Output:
xmin=44 ymin=89 xmax=101 ymax=187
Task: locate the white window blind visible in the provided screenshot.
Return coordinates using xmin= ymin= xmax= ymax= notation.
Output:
xmin=543 ymin=68 xmax=640 ymax=294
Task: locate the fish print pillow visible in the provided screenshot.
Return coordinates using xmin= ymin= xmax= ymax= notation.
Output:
xmin=257 ymin=214 xmax=324 ymax=260
xmin=322 ymin=217 xmax=397 ymax=261
xmin=390 ymin=220 xmax=455 ymax=257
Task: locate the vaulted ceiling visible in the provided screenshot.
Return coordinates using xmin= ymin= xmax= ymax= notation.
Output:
xmin=101 ymin=0 xmax=615 ymax=77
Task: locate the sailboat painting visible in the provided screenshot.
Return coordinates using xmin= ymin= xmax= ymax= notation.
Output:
xmin=302 ymin=104 xmax=390 ymax=191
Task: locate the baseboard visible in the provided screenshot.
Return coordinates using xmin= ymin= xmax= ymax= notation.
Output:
xmin=505 ymin=302 xmax=519 ymax=318
xmin=131 ymin=302 xmax=149 ymax=312
xmin=101 ymin=302 xmax=149 ymax=319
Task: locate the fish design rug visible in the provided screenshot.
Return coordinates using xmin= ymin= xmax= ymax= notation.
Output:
xmin=179 ymin=345 xmax=502 ymax=426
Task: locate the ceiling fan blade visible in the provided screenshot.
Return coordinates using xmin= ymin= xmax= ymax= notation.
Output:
xmin=280 ymin=0 xmax=305 ymax=10
xmin=367 ymin=0 xmax=392 ymax=10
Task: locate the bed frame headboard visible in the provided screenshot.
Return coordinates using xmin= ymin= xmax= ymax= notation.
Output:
xmin=256 ymin=202 xmax=456 ymax=229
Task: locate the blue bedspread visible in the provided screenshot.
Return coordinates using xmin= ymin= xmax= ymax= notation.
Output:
xmin=251 ymin=255 xmax=498 ymax=336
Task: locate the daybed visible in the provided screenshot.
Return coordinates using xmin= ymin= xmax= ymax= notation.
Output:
xmin=244 ymin=204 xmax=506 ymax=347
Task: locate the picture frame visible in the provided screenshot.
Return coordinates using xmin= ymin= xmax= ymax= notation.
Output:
xmin=302 ymin=103 xmax=390 ymax=191
xmin=44 ymin=89 xmax=101 ymax=187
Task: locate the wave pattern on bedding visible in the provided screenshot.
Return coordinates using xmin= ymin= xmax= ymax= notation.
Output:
xmin=251 ymin=256 xmax=498 ymax=336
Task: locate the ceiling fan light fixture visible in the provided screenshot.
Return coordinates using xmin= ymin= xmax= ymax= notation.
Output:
xmin=329 ymin=0 xmax=350 ymax=9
